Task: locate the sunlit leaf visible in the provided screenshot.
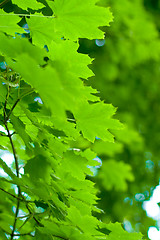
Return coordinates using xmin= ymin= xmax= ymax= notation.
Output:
xmin=47 ymin=0 xmax=113 ymax=40
xmin=12 ymin=0 xmax=45 ymax=10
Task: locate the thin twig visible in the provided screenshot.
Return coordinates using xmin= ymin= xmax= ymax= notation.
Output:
xmin=6 ymin=98 xmax=20 ymax=121
xmin=0 ymin=0 xmax=10 ymax=7
xmin=5 ymin=124 xmax=19 ymax=178
xmin=0 ymin=227 xmax=34 ymax=237
xmin=3 ymin=85 xmax=10 ymax=120
xmin=26 ymin=203 xmax=44 ymax=227
xmin=0 ymin=13 xmax=55 ymax=18
xmin=0 ymin=132 xmax=7 ymax=137
xmin=0 ymin=131 xmax=15 ymax=137
xmin=20 ymin=89 xmax=35 ymax=99
xmin=53 ymin=236 xmax=69 ymax=240
xmin=0 ymin=187 xmax=34 ymax=203
xmin=6 ymin=89 xmax=34 ymax=121
xmin=3 ymin=88 xmax=21 ymax=240
xmin=0 ymin=187 xmax=21 ymax=200
xmin=4 ymin=124 xmax=21 ymax=240
xmin=12 ymin=232 xmax=35 ymax=237
xmin=10 ymin=198 xmax=21 ymax=240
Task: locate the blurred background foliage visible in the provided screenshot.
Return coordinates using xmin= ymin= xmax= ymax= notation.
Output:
xmin=75 ymin=0 xmax=160 ymax=238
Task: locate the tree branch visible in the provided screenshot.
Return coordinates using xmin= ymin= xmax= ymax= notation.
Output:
xmin=3 ymin=88 xmax=21 ymax=240
xmin=6 ymin=89 xmax=34 ymax=121
xmin=6 ymin=98 xmax=20 ymax=121
xmin=26 ymin=203 xmax=44 ymax=227
xmin=0 ymin=187 xmax=21 ymax=200
xmin=0 ymin=187 xmax=34 ymax=203
xmin=0 ymin=131 xmax=16 ymax=137
xmin=5 ymin=123 xmax=21 ymax=240
xmin=0 ymin=227 xmax=34 ymax=237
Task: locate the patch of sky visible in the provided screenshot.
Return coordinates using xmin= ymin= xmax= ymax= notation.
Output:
xmin=0 ymin=125 xmax=25 ymax=200
xmin=0 ymin=151 xmax=23 ymax=178
xmin=95 ymin=39 xmax=106 ymax=47
xmin=88 ymin=156 xmax=102 ymax=176
xmin=124 ymin=197 xmax=133 ymax=205
xmin=1 ymin=152 xmax=14 ymax=166
xmin=34 ymin=97 xmax=43 ymax=104
xmin=21 ymin=192 xmax=31 ymax=200
xmin=142 ymin=184 xmax=160 ymax=239
xmin=31 ymin=231 xmax=35 ymax=237
xmin=0 ymin=124 xmax=10 ymax=137
xmin=5 ymin=233 xmax=11 ymax=239
xmin=145 ymin=160 xmax=154 ymax=171
xmin=19 ymin=165 xmax=24 ymax=175
xmin=123 ymin=220 xmax=134 ymax=232
xmin=143 ymin=200 xmax=160 ymax=220
xmin=12 ymin=206 xmax=16 ymax=214
xmin=14 ymin=32 xmax=27 ymax=39
xmin=95 ymin=136 xmax=101 ymax=140
xmin=135 ymin=193 xmax=145 ymax=202
xmin=0 ymin=62 xmax=6 ymax=70
xmin=14 ymin=186 xmax=19 ymax=195
xmin=37 ymin=206 xmax=45 ymax=213
xmin=148 ymin=227 xmax=160 ymax=240
xmin=14 ymin=208 xmax=28 ymax=221
xmin=44 ymin=45 xmax=49 ymax=52
xmin=93 ymin=156 xmax=102 ymax=167
xmin=0 ymin=151 xmax=14 ymax=177
xmin=23 ymin=23 xmax=30 ymax=34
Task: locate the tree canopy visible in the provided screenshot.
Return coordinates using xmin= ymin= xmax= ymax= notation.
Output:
xmin=0 ymin=0 xmax=160 ymax=239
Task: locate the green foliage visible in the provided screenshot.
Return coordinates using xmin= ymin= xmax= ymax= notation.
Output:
xmin=0 ymin=0 xmax=142 ymax=240
xmin=1 ymin=0 xmax=158 ymax=239
xmin=98 ymin=159 xmax=134 ymax=191
xmin=0 ymin=9 xmax=23 ymax=35
xmin=12 ymin=0 xmax=44 ymax=10
xmin=46 ymin=0 xmax=113 ymax=40
xmin=105 ymin=222 xmax=143 ymax=240
xmin=78 ymin=0 xmax=160 ymax=238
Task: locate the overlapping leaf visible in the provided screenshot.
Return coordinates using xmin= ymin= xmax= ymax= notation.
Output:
xmin=48 ymin=40 xmax=93 ymax=79
xmin=12 ymin=0 xmax=45 ymax=10
xmin=105 ymin=222 xmax=143 ymax=240
xmin=27 ymin=15 xmax=58 ymax=47
xmin=75 ymin=101 xmax=123 ymax=142
xmin=47 ymin=0 xmax=113 ymax=40
xmin=0 ymin=10 xmax=23 ymax=35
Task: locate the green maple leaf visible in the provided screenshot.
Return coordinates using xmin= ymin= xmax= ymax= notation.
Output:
xmin=6 ymin=53 xmax=67 ymax=118
xmin=0 ymin=33 xmax=45 ymax=64
xmin=92 ymin=140 xmax=123 ymax=156
xmin=27 ymin=15 xmax=59 ymax=47
xmin=6 ymin=52 xmax=96 ymax=121
xmin=67 ymin=206 xmax=103 ymax=236
xmin=0 ymin=81 xmax=7 ymax=102
xmin=98 ymin=159 xmax=134 ymax=191
xmin=24 ymin=155 xmax=52 ymax=183
xmin=47 ymin=0 xmax=113 ymax=40
xmin=48 ymin=40 xmax=93 ymax=79
xmin=0 ymin=10 xmax=23 ymax=35
xmin=75 ymin=102 xmax=123 ymax=143
xmin=58 ymin=151 xmax=87 ymax=180
xmin=12 ymin=0 xmax=45 ymax=10
xmin=105 ymin=222 xmax=143 ymax=240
